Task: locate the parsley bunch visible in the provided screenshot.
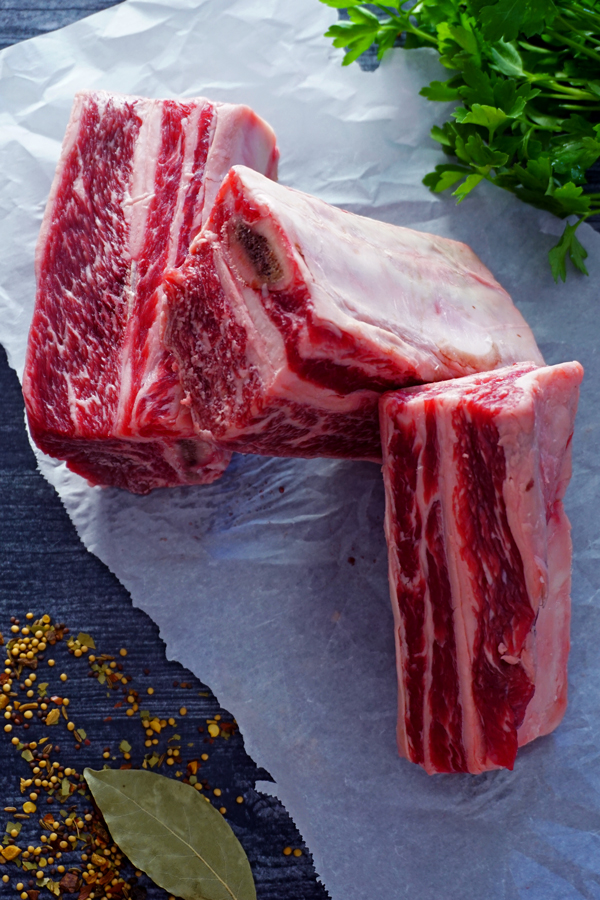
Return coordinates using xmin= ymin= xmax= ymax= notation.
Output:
xmin=320 ymin=0 xmax=600 ymax=281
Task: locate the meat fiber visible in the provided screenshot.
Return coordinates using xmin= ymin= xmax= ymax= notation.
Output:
xmin=23 ymin=90 xmax=279 ymax=493
xmin=163 ymin=165 xmax=543 ymax=462
xmin=380 ymin=360 xmax=583 ymax=775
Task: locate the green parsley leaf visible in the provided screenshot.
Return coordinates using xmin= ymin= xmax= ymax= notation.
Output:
xmin=322 ymin=0 xmax=600 ymax=280
xmin=453 ymin=103 xmax=508 ymax=138
xmin=477 ymin=0 xmax=558 ymax=43
xmin=453 ymin=172 xmax=485 ymax=200
xmin=420 ymin=80 xmax=460 ymax=102
xmin=549 ymin=221 xmax=589 ymax=282
xmin=423 ymin=164 xmax=472 ymax=191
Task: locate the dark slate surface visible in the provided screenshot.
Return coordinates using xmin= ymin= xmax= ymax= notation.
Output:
xmin=0 ymin=4 xmax=330 ymax=898
xmin=0 ymin=0 xmax=125 ymax=50
xmin=0 ymin=342 xmax=329 ymax=899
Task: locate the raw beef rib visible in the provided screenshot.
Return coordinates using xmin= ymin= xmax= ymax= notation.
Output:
xmin=23 ymin=90 xmax=279 ymax=493
xmin=163 ymin=165 xmax=543 ymax=461
xmin=380 ymin=361 xmax=583 ymax=774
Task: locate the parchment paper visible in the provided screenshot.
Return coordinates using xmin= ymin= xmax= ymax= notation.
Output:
xmin=1 ymin=1 xmax=600 ymax=897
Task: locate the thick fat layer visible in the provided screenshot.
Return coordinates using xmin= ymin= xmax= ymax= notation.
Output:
xmin=220 ymin=167 xmax=543 ymax=382
xmin=381 ymin=361 xmax=582 ymax=774
xmin=24 ymin=91 xmax=277 ymax=491
xmin=164 ymin=166 xmax=542 ymax=461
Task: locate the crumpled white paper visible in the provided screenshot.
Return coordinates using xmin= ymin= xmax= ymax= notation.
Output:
xmin=1 ymin=1 xmax=600 ymax=898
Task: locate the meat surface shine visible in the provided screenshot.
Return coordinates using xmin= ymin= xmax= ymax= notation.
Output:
xmin=164 ymin=165 xmax=543 ymax=461
xmin=380 ymin=361 xmax=583 ymax=774
xmin=23 ymin=91 xmax=279 ymax=493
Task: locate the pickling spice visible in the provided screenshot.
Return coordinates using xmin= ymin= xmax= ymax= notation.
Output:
xmin=0 ymin=612 xmax=254 ymax=900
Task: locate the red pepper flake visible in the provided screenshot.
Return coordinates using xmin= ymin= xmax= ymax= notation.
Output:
xmin=59 ymin=872 xmax=81 ymax=893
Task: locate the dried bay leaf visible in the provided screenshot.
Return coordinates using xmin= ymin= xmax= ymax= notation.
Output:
xmin=83 ymin=768 xmax=255 ymax=900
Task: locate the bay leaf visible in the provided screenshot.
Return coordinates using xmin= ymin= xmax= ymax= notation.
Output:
xmin=83 ymin=768 xmax=255 ymax=900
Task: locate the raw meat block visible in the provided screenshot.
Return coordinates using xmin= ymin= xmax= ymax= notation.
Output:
xmin=23 ymin=90 xmax=279 ymax=493
xmin=163 ymin=165 xmax=543 ymax=461
xmin=380 ymin=360 xmax=583 ymax=775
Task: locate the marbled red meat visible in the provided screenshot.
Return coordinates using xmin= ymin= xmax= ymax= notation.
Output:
xmin=163 ymin=166 xmax=543 ymax=461
xmin=380 ymin=361 xmax=583 ymax=774
xmin=23 ymin=90 xmax=279 ymax=493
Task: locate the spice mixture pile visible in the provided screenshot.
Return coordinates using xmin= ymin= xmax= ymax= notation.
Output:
xmin=0 ymin=612 xmax=303 ymax=900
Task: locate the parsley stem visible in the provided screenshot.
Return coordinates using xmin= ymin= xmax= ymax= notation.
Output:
xmin=399 ymin=20 xmax=437 ymax=46
xmin=567 ymin=3 xmax=600 ymax=30
xmin=547 ymin=25 xmax=600 ymax=64
xmin=556 ymin=16 xmax=600 ymax=49
xmin=538 ymin=91 xmax=599 ymax=101
xmin=530 ymin=77 xmax=598 ymax=100
xmin=559 ymin=103 xmax=600 ymax=110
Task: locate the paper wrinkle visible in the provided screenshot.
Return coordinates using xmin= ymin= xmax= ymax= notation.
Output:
xmin=1 ymin=1 xmax=600 ymax=897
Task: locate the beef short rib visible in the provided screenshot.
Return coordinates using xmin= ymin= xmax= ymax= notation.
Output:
xmin=23 ymin=91 xmax=279 ymax=493
xmin=164 ymin=165 xmax=543 ymax=462
xmin=380 ymin=361 xmax=583 ymax=774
